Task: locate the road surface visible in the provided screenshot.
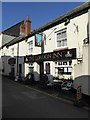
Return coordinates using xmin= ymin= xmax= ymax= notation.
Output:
xmin=2 ymin=76 xmax=89 ymax=118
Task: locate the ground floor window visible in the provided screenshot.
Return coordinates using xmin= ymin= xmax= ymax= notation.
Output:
xmin=28 ymin=63 xmax=34 ymax=73
xmin=58 ymin=67 xmax=72 ymax=75
xmin=54 ymin=61 xmax=72 ymax=76
xmin=29 ymin=67 xmax=34 ymax=73
xmin=46 ymin=63 xmax=50 ymax=74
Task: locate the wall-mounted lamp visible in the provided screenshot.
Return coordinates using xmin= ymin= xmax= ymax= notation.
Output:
xmin=64 ymin=18 xmax=70 ymax=26
xmin=83 ymin=37 xmax=89 ymax=44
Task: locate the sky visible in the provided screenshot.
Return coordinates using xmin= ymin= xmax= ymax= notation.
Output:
xmin=2 ymin=2 xmax=85 ymax=31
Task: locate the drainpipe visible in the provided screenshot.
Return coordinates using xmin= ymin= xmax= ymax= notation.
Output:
xmin=40 ymin=38 xmax=44 ymax=80
xmin=17 ymin=43 xmax=19 ymax=74
xmin=88 ymin=8 xmax=90 ymax=95
xmin=15 ymin=43 xmax=19 ymax=81
xmin=89 ymin=9 xmax=90 ymax=44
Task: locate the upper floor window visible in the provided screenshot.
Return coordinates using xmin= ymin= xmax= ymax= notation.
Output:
xmin=28 ymin=40 xmax=33 ymax=53
xmin=57 ymin=28 xmax=67 ymax=47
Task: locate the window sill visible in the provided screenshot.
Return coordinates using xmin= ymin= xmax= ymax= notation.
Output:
xmin=53 ymin=46 xmax=68 ymax=52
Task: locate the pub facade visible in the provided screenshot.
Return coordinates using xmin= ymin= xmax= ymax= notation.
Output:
xmin=0 ymin=2 xmax=90 ymax=95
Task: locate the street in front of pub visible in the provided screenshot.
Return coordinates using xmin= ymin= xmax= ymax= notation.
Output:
xmin=2 ymin=76 xmax=89 ymax=119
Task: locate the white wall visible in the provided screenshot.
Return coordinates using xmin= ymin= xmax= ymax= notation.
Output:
xmin=74 ymin=44 xmax=89 ymax=77
xmin=0 ymin=34 xmax=2 ymax=58
xmin=42 ymin=12 xmax=88 ymax=81
xmin=73 ymin=9 xmax=90 ymax=95
xmin=44 ymin=26 xmax=58 ymax=53
xmin=67 ymin=13 xmax=88 ymax=58
xmin=73 ymin=43 xmax=90 ymax=95
xmin=19 ymin=41 xmax=28 ymax=56
xmin=43 ymin=13 xmax=88 ymax=57
xmin=88 ymin=9 xmax=90 ymax=75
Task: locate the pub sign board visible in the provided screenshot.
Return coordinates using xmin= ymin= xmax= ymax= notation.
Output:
xmin=35 ymin=34 xmax=43 ymax=47
xmin=24 ymin=48 xmax=76 ymax=63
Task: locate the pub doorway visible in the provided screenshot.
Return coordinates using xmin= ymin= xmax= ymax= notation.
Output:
xmin=19 ymin=64 xmax=22 ymax=75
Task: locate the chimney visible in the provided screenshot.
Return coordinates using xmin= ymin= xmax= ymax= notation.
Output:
xmin=20 ymin=23 xmax=25 ymax=35
xmin=25 ymin=16 xmax=31 ymax=36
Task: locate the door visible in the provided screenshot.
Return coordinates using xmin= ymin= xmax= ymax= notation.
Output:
xmin=19 ymin=64 xmax=22 ymax=75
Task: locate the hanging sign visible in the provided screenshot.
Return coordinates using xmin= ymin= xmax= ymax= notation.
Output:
xmin=35 ymin=34 xmax=43 ymax=47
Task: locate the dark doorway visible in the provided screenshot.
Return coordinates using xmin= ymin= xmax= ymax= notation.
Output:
xmin=19 ymin=64 xmax=22 ymax=74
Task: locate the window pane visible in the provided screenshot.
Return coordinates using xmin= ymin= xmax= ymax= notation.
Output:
xmin=57 ymin=29 xmax=67 ymax=47
xmin=68 ymin=67 xmax=72 ymax=72
xmin=46 ymin=63 xmax=50 ymax=74
xmin=29 ymin=40 xmax=33 ymax=52
xmin=64 ymin=67 xmax=67 ymax=72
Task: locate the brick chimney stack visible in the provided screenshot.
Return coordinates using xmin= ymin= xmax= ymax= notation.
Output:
xmin=25 ymin=16 xmax=31 ymax=36
xmin=20 ymin=16 xmax=31 ymax=36
xmin=20 ymin=23 xmax=25 ymax=35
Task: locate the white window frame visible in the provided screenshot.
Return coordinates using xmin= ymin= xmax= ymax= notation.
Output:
xmin=28 ymin=63 xmax=34 ymax=73
xmin=56 ymin=28 xmax=67 ymax=48
xmin=28 ymin=40 xmax=33 ymax=53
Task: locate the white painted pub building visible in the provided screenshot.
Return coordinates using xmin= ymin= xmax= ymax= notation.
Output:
xmin=0 ymin=2 xmax=90 ymax=95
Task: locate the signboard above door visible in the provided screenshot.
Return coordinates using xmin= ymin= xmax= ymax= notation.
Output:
xmin=24 ymin=48 xmax=76 ymax=63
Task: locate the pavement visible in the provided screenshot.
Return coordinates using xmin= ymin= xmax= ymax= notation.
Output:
xmin=2 ymin=75 xmax=90 ymax=111
xmin=16 ymin=80 xmax=90 ymax=111
xmin=2 ymin=76 xmax=89 ymax=118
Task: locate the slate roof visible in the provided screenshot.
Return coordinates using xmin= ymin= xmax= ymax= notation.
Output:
xmin=2 ymin=20 xmax=24 ymax=37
